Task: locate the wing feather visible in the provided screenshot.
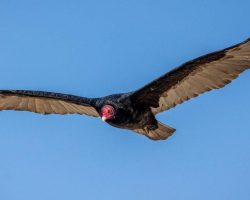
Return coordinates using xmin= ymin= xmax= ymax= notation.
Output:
xmin=131 ymin=38 xmax=250 ymax=114
xmin=0 ymin=90 xmax=99 ymax=117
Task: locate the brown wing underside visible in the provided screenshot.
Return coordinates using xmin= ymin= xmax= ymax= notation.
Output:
xmin=0 ymin=90 xmax=99 ymax=117
xmin=133 ymin=122 xmax=176 ymax=140
xmin=131 ymin=38 xmax=250 ymax=114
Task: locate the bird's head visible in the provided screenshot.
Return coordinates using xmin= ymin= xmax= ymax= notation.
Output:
xmin=101 ymin=105 xmax=115 ymax=122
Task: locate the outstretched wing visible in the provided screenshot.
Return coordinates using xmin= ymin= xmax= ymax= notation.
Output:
xmin=0 ymin=90 xmax=99 ymax=117
xmin=131 ymin=38 xmax=250 ymax=114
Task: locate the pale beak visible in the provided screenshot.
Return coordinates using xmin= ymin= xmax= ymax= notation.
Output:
xmin=102 ymin=116 xmax=107 ymax=122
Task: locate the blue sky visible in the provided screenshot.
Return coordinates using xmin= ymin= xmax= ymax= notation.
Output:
xmin=0 ymin=0 xmax=250 ymax=199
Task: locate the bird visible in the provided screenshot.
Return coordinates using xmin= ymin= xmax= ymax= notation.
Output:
xmin=0 ymin=38 xmax=250 ymax=141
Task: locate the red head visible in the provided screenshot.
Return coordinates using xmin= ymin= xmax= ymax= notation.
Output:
xmin=101 ymin=105 xmax=115 ymax=121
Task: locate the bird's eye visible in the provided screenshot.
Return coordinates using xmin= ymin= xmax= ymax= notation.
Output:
xmin=108 ymin=109 xmax=113 ymax=115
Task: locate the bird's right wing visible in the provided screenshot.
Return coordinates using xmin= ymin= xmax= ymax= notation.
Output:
xmin=0 ymin=90 xmax=99 ymax=117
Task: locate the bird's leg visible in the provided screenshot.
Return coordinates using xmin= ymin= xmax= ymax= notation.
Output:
xmin=146 ymin=113 xmax=158 ymax=131
xmin=147 ymin=124 xmax=158 ymax=131
xmin=141 ymin=109 xmax=158 ymax=133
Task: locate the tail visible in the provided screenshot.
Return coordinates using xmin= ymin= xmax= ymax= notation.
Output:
xmin=133 ymin=121 xmax=176 ymax=141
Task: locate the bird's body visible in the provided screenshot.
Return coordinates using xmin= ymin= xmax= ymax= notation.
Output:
xmin=1 ymin=38 xmax=250 ymax=140
xmin=95 ymin=93 xmax=158 ymax=130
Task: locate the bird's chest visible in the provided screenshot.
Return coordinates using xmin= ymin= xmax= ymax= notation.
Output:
xmin=107 ymin=107 xmax=154 ymax=130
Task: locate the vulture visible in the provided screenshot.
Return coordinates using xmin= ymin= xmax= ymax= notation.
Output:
xmin=1 ymin=38 xmax=250 ymax=140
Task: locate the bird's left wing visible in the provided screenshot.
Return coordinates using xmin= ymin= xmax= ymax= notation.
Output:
xmin=0 ymin=90 xmax=99 ymax=117
xmin=131 ymin=38 xmax=250 ymax=114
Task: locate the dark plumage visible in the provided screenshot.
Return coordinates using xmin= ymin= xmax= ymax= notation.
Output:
xmin=1 ymin=38 xmax=250 ymax=140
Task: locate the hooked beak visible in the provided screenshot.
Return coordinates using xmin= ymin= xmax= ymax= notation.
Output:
xmin=102 ymin=116 xmax=107 ymax=122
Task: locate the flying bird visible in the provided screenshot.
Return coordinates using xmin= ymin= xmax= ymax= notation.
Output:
xmin=1 ymin=38 xmax=250 ymax=140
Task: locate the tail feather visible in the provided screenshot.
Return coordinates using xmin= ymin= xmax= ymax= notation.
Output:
xmin=133 ymin=122 xmax=176 ymax=141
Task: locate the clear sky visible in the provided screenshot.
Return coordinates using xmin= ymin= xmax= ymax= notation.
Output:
xmin=0 ymin=0 xmax=250 ymax=199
